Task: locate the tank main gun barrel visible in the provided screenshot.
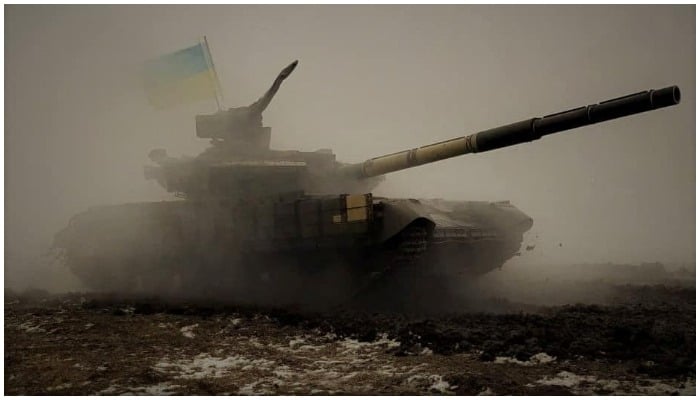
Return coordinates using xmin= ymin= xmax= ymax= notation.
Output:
xmin=340 ymin=86 xmax=680 ymax=179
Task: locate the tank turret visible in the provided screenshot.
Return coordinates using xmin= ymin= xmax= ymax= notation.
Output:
xmin=145 ymin=59 xmax=680 ymax=202
xmin=338 ymin=86 xmax=680 ymax=179
xmin=195 ymin=60 xmax=299 ymax=156
xmin=143 ymin=60 xmax=342 ymax=197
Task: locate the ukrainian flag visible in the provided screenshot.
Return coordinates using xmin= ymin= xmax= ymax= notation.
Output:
xmin=143 ymin=42 xmax=220 ymax=109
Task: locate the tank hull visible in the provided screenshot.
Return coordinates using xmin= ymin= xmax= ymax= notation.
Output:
xmin=53 ymin=194 xmax=532 ymax=303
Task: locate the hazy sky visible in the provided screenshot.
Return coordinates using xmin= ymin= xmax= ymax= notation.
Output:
xmin=4 ymin=5 xmax=695 ymax=288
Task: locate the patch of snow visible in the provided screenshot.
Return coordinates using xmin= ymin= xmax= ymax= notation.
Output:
xmin=238 ymin=380 xmax=274 ymax=395
xmin=126 ymin=382 xmax=181 ymax=395
xmin=272 ymin=365 xmax=295 ymax=379
xmin=375 ymin=365 xmax=401 ymax=377
xmin=406 ymin=374 xmax=430 ymax=386
xmin=494 ymin=357 xmax=527 ymax=365
xmin=100 ymin=382 xmax=180 ymax=395
xmin=121 ymin=306 xmax=135 ymax=315
xmin=297 ymin=344 xmax=326 ymax=352
xmin=312 ymin=359 xmax=345 ymax=366
xmin=269 ymin=336 xmax=327 ymax=353
xmin=341 ymin=372 xmax=359 ymax=380
xmin=252 ymin=314 xmax=271 ymax=321
xmin=339 ymin=338 xmax=364 ymax=352
xmin=348 ymin=357 xmax=371 ymax=365
xmin=98 ymin=385 xmax=120 ymax=394
xmin=495 ymin=352 xmax=556 ymax=366
xmin=46 ymin=383 xmax=72 ymax=391
xmin=536 ymin=371 xmax=596 ymax=387
xmin=407 ymin=364 xmax=429 ymax=374
xmin=339 ymin=334 xmax=401 ymax=354
xmin=153 ymin=353 xmax=275 ymax=379
xmin=599 ymin=379 xmax=621 ymax=392
xmin=478 ymin=387 xmax=494 ymax=396
xmin=180 ymin=324 xmax=198 ymax=339
xmin=375 ymin=333 xmax=401 ymax=349
xmin=420 ymin=347 xmax=434 ymax=356
xmin=306 ymin=368 xmax=342 ymax=379
xmin=428 ymin=375 xmax=456 ymax=394
xmin=230 ymin=318 xmax=242 ymax=326
xmin=530 ymin=352 xmax=556 ymax=364
xmin=310 ymin=388 xmax=337 ymax=394
xmin=231 ymin=355 xmax=428 ymax=394
xmin=18 ymin=321 xmax=45 ymax=333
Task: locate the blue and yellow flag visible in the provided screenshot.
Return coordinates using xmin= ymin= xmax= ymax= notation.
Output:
xmin=143 ymin=42 xmax=221 ymax=109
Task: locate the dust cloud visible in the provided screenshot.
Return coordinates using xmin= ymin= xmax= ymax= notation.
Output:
xmin=5 ymin=5 xmax=695 ymax=295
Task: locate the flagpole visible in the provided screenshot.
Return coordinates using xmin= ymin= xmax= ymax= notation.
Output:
xmin=201 ymin=35 xmax=224 ymax=111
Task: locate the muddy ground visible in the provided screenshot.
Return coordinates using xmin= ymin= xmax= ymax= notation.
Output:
xmin=4 ymin=279 xmax=696 ymax=395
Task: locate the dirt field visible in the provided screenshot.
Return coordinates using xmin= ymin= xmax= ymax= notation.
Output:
xmin=4 ymin=276 xmax=695 ymax=396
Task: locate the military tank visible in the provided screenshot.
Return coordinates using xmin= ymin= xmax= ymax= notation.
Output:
xmin=53 ymin=60 xmax=681 ymax=303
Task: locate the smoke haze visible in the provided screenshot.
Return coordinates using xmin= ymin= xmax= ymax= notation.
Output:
xmin=5 ymin=5 xmax=695 ymax=292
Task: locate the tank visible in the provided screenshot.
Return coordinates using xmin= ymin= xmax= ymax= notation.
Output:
xmin=52 ymin=60 xmax=681 ymax=303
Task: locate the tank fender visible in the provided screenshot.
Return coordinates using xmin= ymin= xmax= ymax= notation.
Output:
xmin=378 ymin=199 xmax=436 ymax=242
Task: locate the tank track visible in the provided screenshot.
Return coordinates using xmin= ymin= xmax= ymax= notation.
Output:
xmin=350 ymin=225 xmax=430 ymax=299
